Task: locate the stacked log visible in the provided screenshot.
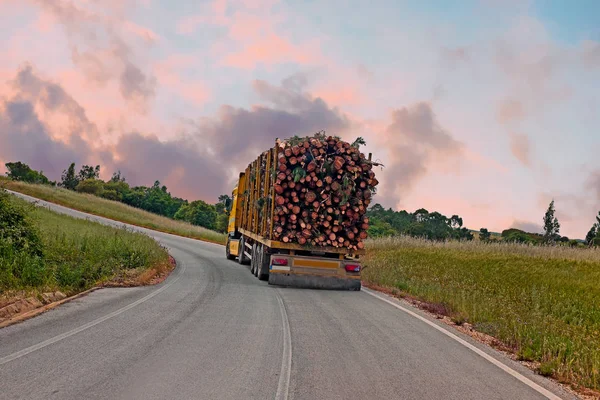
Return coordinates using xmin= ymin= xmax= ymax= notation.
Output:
xmin=270 ymin=132 xmax=380 ymax=251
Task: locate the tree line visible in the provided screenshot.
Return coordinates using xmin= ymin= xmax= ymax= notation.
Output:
xmin=4 ymin=160 xmax=600 ymax=246
xmin=4 ymin=161 xmax=231 ymax=233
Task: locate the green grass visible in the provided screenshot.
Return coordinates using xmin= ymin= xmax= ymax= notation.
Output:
xmin=363 ymin=236 xmax=600 ymax=391
xmin=0 ymin=177 xmax=226 ymax=245
xmin=1 ymin=192 xmax=171 ymax=301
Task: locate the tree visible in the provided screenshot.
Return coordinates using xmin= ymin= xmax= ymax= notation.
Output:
xmin=450 ymin=215 xmax=463 ymax=229
xmin=5 ymin=162 xmax=52 ymax=185
xmin=59 ymin=163 xmax=79 ymax=190
xmin=479 ymin=228 xmax=491 ymax=242
xmin=110 ymin=170 xmax=126 ymax=183
xmin=77 ymin=165 xmax=100 ymax=181
xmin=215 ymin=194 xmax=232 ymax=214
xmin=215 ymin=213 xmax=229 ymax=233
xmin=174 ymin=200 xmax=217 ymax=229
xmin=542 ymin=200 xmax=560 ymax=244
xmin=76 ymin=179 xmax=105 ymax=196
xmin=586 ymin=211 xmax=600 ymax=246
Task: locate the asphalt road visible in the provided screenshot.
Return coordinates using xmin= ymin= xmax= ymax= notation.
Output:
xmin=0 ymin=191 xmax=577 ymax=400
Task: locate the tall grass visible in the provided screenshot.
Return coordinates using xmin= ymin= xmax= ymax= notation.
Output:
xmin=363 ymin=236 xmax=600 ymax=391
xmin=0 ymin=177 xmax=226 ymax=244
xmin=1 ymin=192 xmax=170 ymax=301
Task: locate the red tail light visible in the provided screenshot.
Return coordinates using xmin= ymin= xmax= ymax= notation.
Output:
xmin=272 ymin=258 xmax=288 ymax=266
xmin=345 ymin=264 xmax=361 ymax=272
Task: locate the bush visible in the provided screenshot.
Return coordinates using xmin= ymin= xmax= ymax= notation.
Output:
xmin=0 ymin=190 xmax=44 ymax=257
xmin=76 ymin=179 xmax=105 ymax=196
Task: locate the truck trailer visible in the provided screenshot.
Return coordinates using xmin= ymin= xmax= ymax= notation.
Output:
xmin=225 ymin=134 xmax=378 ymax=290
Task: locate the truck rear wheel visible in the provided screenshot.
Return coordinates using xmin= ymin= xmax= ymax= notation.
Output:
xmin=257 ymin=244 xmax=269 ymax=281
xmin=250 ymin=243 xmax=258 ymax=275
xmin=238 ymin=236 xmax=250 ymax=265
xmin=225 ymin=238 xmax=236 ymax=260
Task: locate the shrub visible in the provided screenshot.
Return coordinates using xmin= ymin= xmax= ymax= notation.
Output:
xmin=0 ymin=190 xmax=44 ymax=257
xmin=75 ymin=179 xmax=105 ymax=196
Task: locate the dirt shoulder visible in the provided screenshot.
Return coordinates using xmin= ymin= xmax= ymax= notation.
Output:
xmin=0 ymin=256 xmax=177 ymax=329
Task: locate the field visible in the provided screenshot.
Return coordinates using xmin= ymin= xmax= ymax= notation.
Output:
xmin=0 ymin=177 xmax=227 ymax=245
xmin=363 ymin=236 xmax=600 ymax=392
xmin=1 ymin=191 xmax=171 ymax=305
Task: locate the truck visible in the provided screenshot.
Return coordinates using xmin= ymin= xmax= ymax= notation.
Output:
xmin=224 ymin=134 xmax=378 ymax=290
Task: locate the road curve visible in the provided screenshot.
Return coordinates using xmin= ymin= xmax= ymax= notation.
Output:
xmin=0 ymin=191 xmax=577 ymax=400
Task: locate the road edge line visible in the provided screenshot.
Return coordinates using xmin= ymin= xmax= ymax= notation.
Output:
xmin=0 ymin=287 xmax=101 ymax=330
xmin=275 ymin=290 xmax=292 ymax=400
xmin=362 ymin=287 xmax=563 ymax=400
xmin=0 ymin=260 xmax=187 ymax=366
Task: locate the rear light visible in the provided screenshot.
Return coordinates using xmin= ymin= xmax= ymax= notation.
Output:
xmin=345 ymin=264 xmax=361 ymax=272
xmin=272 ymin=258 xmax=288 ymax=266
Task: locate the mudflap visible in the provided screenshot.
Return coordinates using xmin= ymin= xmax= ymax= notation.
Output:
xmin=268 ymin=273 xmax=361 ymax=291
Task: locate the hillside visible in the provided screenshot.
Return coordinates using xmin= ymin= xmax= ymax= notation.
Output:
xmin=0 ymin=177 xmax=227 ymax=245
xmin=1 ymin=190 xmax=172 ymax=321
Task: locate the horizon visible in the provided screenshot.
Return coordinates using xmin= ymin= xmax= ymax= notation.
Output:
xmin=0 ymin=0 xmax=598 ymax=239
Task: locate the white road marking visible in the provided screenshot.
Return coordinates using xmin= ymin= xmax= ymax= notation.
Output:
xmin=362 ymin=288 xmax=563 ymax=400
xmin=275 ymin=290 xmax=292 ymax=400
xmin=0 ymin=261 xmax=187 ymax=366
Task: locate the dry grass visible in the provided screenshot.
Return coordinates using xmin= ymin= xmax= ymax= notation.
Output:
xmin=363 ymin=236 xmax=600 ymax=392
xmin=0 ymin=177 xmax=226 ymax=245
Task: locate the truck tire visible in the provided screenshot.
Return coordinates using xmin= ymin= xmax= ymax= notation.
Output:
xmin=250 ymin=243 xmax=258 ymax=275
xmin=253 ymin=244 xmax=260 ymax=277
xmin=257 ymin=244 xmax=269 ymax=281
xmin=238 ymin=236 xmax=249 ymax=265
xmin=225 ymin=238 xmax=236 ymax=260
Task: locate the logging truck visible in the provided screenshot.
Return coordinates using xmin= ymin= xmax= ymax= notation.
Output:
xmin=225 ymin=134 xmax=378 ymax=290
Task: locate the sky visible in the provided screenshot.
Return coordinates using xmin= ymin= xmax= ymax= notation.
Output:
xmin=0 ymin=0 xmax=598 ymax=238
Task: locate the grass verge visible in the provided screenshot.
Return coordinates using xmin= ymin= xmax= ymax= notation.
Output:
xmin=1 ymin=191 xmax=172 ymax=311
xmin=363 ymin=236 xmax=600 ymax=393
xmin=0 ymin=177 xmax=226 ymax=245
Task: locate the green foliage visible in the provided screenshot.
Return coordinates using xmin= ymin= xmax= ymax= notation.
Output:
xmin=5 ymin=161 xmax=52 ymax=185
xmin=351 ymin=137 xmax=367 ymax=148
xmin=292 ymin=167 xmax=307 ymax=182
xmin=0 ymin=191 xmax=168 ymax=293
xmin=60 ymin=162 xmax=79 ymax=190
xmin=501 ymin=228 xmax=543 ymax=244
xmin=479 ymin=228 xmax=491 ymax=242
xmin=366 ymin=203 xmax=473 ymax=241
xmin=76 ymin=179 xmax=105 ymax=196
xmin=77 ymin=165 xmax=100 ymax=181
xmin=174 ymin=200 xmax=217 ymax=230
xmin=0 ymin=179 xmax=226 ymax=244
xmin=543 ymin=200 xmax=560 ymax=243
xmin=586 ymin=212 xmax=600 ymax=246
xmin=0 ymin=190 xmax=44 ymax=258
xmin=215 ymin=213 xmax=229 ymax=233
xmin=110 ymin=170 xmax=126 ymax=183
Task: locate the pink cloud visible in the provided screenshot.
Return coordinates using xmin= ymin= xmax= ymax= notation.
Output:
xmin=222 ymin=34 xmax=320 ymax=68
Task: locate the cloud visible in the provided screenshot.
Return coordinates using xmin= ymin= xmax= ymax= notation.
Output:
xmin=587 ymin=170 xmax=600 ymax=201
xmin=1 ymin=66 xmax=353 ymax=202
xmin=0 ymin=99 xmax=88 ymax=179
xmin=510 ymin=220 xmax=543 ymax=234
xmin=109 ymin=133 xmax=229 ymax=201
xmin=195 ymin=77 xmax=351 ymax=166
xmin=440 ymin=46 xmax=470 ymax=67
xmin=509 ymin=132 xmax=531 ymax=167
xmin=382 ymin=102 xmax=464 ymax=203
xmin=31 ymin=0 xmax=157 ymax=108
xmin=10 ymin=64 xmax=98 ymax=141
xmin=582 ymin=40 xmax=600 ymax=68
xmin=120 ymin=62 xmax=156 ymax=104
xmin=496 ymin=98 xmax=526 ymax=124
